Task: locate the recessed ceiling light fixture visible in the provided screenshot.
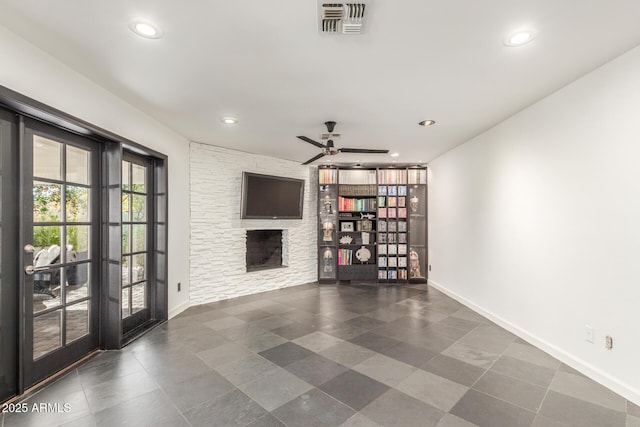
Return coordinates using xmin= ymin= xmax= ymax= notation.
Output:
xmin=221 ymin=117 xmax=238 ymax=125
xmin=505 ymin=29 xmax=537 ymax=47
xmin=129 ymin=19 xmax=163 ymax=39
xmin=390 ymin=153 xmax=400 ymax=157
xmin=418 ymin=120 xmax=436 ymax=127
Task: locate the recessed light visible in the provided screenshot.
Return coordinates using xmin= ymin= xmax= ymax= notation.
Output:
xmin=505 ymin=30 xmax=536 ymax=47
xmin=129 ymin=19 xmax=163 ymax=39
xmin=390 ymin=153 xmax=400 ymax=157
xmin=418 ymin=120 xmax=436 ymax=127
xmin=221 ymin=117 xmax=238 ymax=125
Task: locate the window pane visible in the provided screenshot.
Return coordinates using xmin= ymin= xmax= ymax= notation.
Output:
xmin=33 ymin=136 xmax=61 ymax=180
xmin=132 ymin=283 xmax=146 ymax=314
xmin=33 ymin=266 xmax=63 ymax=314
xmin=122 ymin=192 xmax=130 ymax=222
xmin=132 ymin=253 xmax=146 ymax=282
xmin=66 ymin=225 xmax=90 ymax=254
xmin=33 ymin=310 xmax=62 ymax=360
xmin=122 ymin=161 xmax=130 ymax=191
xmin=66 ymin=186 xmax=90 ymax=222
xmin=33 ymin=226 xmax=62 ymax=253
xmin=122 ymin=287 xmax=131 ymax=319
xmin=66 ymin=301 xmax=89 ymax=343
xmin=66 ymin=262 xmax=90 ymax=303
xmin=122 ymin=256 xmax=130 ymax=286
xmin=132 ymin=194 xmax=146 ymax=222
xmin=33 ymin=182 xmax=62 ymax=222
xmin=132 ymin=224 xmax=146 ymax=252
xmin=132 ymin=163 xmax=146 ymax=193
xmin=122 ymin=224 xmax=130 ymax=254
xmin=66 ymin=145 xmax=90 ymax=185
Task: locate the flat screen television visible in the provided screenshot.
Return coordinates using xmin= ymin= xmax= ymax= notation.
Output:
xmin=241 ymin=172 xmax=305 ymax=219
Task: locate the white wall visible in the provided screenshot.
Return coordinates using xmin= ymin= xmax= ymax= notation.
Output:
xmin=189 ymin=143 xmax=317 ymax=304
xmin=0 ymin=25 xmax=191 ymax=316
xmin=428 ymin=44 xmax=640 ymax=404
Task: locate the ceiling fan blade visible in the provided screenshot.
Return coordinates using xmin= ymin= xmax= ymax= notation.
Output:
xmin=297 ymin=136 xmax=325 ymax=149
xmin=339 ymin=148 xmax=390 ymax=154
xmin=302 ymin=152 xmax=327 ymax=165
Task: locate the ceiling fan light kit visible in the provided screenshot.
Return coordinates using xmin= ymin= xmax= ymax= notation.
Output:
xmin=297 ymin=121 xmax=389 ymax=165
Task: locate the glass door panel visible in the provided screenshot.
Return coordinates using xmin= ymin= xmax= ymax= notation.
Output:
xmin=121 ymin=155 xmax=152 ymax=335
xmin=22 ymin=120 xmax=99 ymax=387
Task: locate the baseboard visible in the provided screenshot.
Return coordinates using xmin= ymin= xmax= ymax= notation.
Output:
xmin=168 ymin=300 xmax=190 ymax=319
xmin=428 ymin=279 xmax=640 ymax=406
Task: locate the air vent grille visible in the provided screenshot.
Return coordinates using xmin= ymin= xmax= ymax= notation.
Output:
xmin=322 ymin=4 xmax=344 ymax=19
xmin=345 ymin=3 xmax=366 ymax=19
xmin=319 ymin=1 xmax=369 ymax=35
xmin=323 ymin=19 xmax=338 ymax=32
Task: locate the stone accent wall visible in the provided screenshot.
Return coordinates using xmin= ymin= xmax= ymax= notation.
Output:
xmin=190 ymin=143 xmax=317 ymax=304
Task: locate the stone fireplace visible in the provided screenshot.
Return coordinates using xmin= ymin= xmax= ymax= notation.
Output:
xmin=246 ymin=229 xmax=283 ymax=272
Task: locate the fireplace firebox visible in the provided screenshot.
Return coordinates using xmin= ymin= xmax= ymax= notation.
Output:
xmin=246 ymin=230 xmax=283 ymax=272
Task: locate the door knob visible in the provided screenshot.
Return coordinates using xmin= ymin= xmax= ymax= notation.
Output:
xmin=24 ymin=265 xmax=50 ymax=275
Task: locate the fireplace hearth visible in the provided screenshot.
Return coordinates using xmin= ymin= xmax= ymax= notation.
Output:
xmin=246 ymin=230 xmax=283 ymax=272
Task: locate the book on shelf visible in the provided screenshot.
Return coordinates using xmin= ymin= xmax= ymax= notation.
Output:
xmin=388 ymin=221 xmax=397 ymax=232
xmin=398 ymin=244 xmax=407 ymax=255
xmin=398 ymin=196 xmax=406 ymax=207
xmin=388 ymin=234 xmax=396 ymax=243
xmin=338 ymin=249 xmax=353 ymax=265
xmin=319 ymin=168 xmax=337 ymax=184
xmin=379 ymin=220 xmax=387 ymax=232
xmin=398 ymin=208 xmax=407 ymax=218
xmin=377 ymin=169 xmax=408 ymax=185
xmin=388 ymin=186 xmax=397 ymax=196
xmin=398 ymin=256 xmax=407 ymax=267
xmin=378 ymin=270 xmax=388 ymax=280
xmin=378 ymin=256 xmax=387 ymax=267
xmin=377 ymin=196 xmax=386 ymax=207
xmin=362 ymin=232 xmax=370 ymax=245
xmin=339 ymin=169 xmax=377 ymax=185
xmin=338 ymin=184 xmax=377 ymax=196
xmin=398 ymin=186 xmax=407 ymax=196
xmin=379 ymin=234 xmax=387 ymax=243
xmin=399 ymin=269 xmax=407 ymax=280
xmin=388 ymin=208 xmax=396 ymax=218
xmin=408 ymin=169 xmax=427 ymax=184
xmin=398 ymin=233 xmax=407 ymax=243
xmin=388 ymin=196 xmax=397 ymax=207
xmin=388 ymin=269 xmax=398 ymax=280
xmin=338 ymin=196 xmax=376 ymax=212
xmin=378 ymin=186 xmax=387 ymax=196
xmin=398 ymin=221 xmax=407 ymax=232
xmin=378 ymin=244 xmax=387 ymax=254
xmin=388 ymin=244 xmax=397 ymax=255
xmin=378 ymin=207 xmax=387 ymax=218
xmin=388 ymin=257 xmax=397 ymax=267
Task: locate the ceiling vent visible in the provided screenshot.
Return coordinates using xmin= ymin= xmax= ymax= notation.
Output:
xmin=318 ymin=1 xmax=370 ymax=35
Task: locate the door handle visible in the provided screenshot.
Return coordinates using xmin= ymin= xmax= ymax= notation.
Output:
xmin=24 ymin=244 xmax=36 ymax=254
xmin=24 ymin=265 xmax=51 ymax=275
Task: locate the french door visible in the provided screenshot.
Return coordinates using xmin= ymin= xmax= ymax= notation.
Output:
xmin=121 ymin=153 xmax=154 ymax=337
xmin=21 ymin=119 xmax=100 ymax=387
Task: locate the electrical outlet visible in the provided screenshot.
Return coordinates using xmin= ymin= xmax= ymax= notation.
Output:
xmin=177 ymin=282 xmax=181 ymax=292
xmin=605 ymin=336 xmax=613 ymax=350
xmin=585 ymin=324 xmax=594 ymax=343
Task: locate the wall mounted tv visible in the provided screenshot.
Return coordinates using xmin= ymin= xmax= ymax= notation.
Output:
xmin=241 ymin=172 xmax=305 ymax=219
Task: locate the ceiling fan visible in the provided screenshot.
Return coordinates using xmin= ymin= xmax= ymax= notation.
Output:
xmin=297 ymin=121 xmax=389 ymax=165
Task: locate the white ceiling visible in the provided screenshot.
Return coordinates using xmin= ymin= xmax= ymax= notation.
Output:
xmin=1 ymin=1 xmax=640 ymax=165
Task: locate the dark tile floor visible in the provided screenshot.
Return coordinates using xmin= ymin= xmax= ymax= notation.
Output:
xmin=4 ymin=283 xmax=639 ymax=427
